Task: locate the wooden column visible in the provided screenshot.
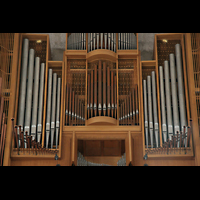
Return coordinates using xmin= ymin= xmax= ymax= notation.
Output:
xmin=185 ymin=33 xmax=200 ymax=166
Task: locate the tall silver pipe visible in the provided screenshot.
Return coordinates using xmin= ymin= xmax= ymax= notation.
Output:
xmin=79 ymin=33 xmax=83 ymax=50
xmin=78 ymin=33 xmax=80 ymax=49
xmin=104 ymin=33 xmax=107 ymax=49
xmin=121 ymin=33 xmax=124 ymax=49
xmin=143 ymin=80 xmax=148 ymax=148
xmin=17 ymin=38 xmax=29 ymax=146
xmin=108 ymin=33 xmax=111 ymax=50
xmin=81 ymin=33 xmax=83 ymax=49
xmin=37 ymin=63 xmax=45 ymax=143
xmin=84 ymin=33 xmax=86 ymax=50
xmin=127 ymin=33 xmax=130 ymax=49
xmin=175 ymin=44 xmax=187 ymax=146
xmin=164 ymin=60 xmax=173 ymax=140
xmin=51 ymin=73 xmax=57 ymax=149
xmin=97 ymin=33 xmax=99 ymax=49
xmin=24 ymin=49 xmax=35 ymax=145
xmin=147 ymin=76 xmax=154 ymax=148
xmin=46 ymin=69 xmax=53 ymax=148
xmin=79 ymin=33 xmax=81 ymax=50
xmin=100 ymin=33 xmax=103 ymax=49
xmin=78 ymin=33 xmax=80 ymax=50
xmin=88 ymin=33 xmax=91 ymax=52
xmin=93 ymin=33 xmax=96 ymax=50
xmin=111 ymin=33 xmax=114 ymax=51
xmin=56 ymin=78 xmax=61 ymax=149
xmin=90 ymin=33 xmax=93 ymax=51
xmin=159 ymin=66 xmax=167 ymax=143
xmin=114 ymin=33 xmax=116 ymax=52
xmin=124 ymin=33 xmax=126 ymax=50
xmin=31 ymin=57 xmax=40 ymax=141
xmin=77 ymin=33 xmax=79 ymax=50
xmin=130 ymin=33 xmax=132 ymax=49
xmin=151 ymin=71 xmax=159 ymax=148
xmin=169 ymin=53 xmax=180 ymax=146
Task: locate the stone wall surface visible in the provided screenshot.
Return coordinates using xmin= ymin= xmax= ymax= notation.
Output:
xmin=32 ymin=33 xmax=165 ymax=61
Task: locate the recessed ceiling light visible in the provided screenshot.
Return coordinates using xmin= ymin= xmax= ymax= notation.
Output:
xmin=36 ymin=40 xmax=42 ymax=44
xmin=162 ymin=39 xmax=168 ymax=43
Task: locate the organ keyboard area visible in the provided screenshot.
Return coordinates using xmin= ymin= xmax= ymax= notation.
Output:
xmin=4 ymin=33 xmax=195 ymax=166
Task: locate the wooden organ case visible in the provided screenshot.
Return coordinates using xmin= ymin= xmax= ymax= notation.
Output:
xmin=2 ymin=33 xmax=200 ymax=166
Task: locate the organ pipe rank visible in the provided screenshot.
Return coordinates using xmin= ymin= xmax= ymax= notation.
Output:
xmin=17 ymin=38 xmax=61 ymax=150
xmin=87 ymin=61 xmax=117 ymax=119
xmin=67 ymin=33 xmax=137 ymax=52
xmin=65 ymin=83 xmax=85 ymax=126
xmin=143 ymin=43 xmax=191 ymax=152
xmin=119 ymin=84 xmax=139 ymax=126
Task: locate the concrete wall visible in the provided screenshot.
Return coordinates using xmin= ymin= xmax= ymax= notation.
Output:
xmin=33 ymin=33 xmax=164 ymax=61
xmin=138 ymin=33 xmax=164 ymax=60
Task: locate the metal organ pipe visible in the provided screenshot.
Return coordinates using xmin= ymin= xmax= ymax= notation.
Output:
xmin=104 ymin=33 xmax=107 ymax=49
xmin=56 ymin=78 xmax=61 ymax=149
xmin=159 ymin=66 xmax=167 ymax=143
xmin=108 ymin=33 xmax=111 ymax=50
xmin=164 ymin=60 xmax=173 ymax=140
xmin=100 ymin=33 xmax=103 ymax=49
xmin=118 ymin=33 xmax=121 ymax=49
xmin=88 ymin=33 xmax=91 ymax=52
xmin=151 ymin=71 xmax=159 ymax=148
xmin=97 ymin=33 xmax=99 ymax=49
xmin=175 ymin=44 xmax=187 ymax=146
xmin=169 ymin=53 xmax=180 ymax=146
xmin=46 ymin=69 xmax=53 ymax=148
xmin=31 ymin=57 xmax=40 ymax=141
xmin=51 ymin=73 xmax=57 ymax=149
xmin=17 ymin=38 xmax=29 ymax=146
xmin=147 ymin=76 xmax=154 ymax=148
xmin=143 ymin=80 xmax=148 ymax=148
xmin=68 ymin=33 xmax=137 ymax=51
xmin=24 ymin=49 xmax=35 ymax=142
xmin=93 ymin=33 xmax=96 ymax=50
xmin=37 ymin=63 xmax=45 ymax=144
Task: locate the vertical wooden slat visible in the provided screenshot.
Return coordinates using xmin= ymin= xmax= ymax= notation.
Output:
xmin=3 ymin=33 xmax=20 ymax=166
xmin=185 ymin=33 xmax=200 ymax=166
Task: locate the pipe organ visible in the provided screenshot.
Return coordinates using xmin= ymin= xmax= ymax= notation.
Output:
xmin=67 ymin=33 xmax=137 ymax=51
xmin=12 ymin=38 xmax=62 ymax=154
xmin=1 ymin=33 xmax=200 ymax=166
